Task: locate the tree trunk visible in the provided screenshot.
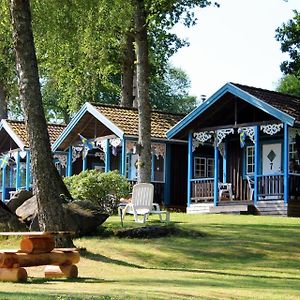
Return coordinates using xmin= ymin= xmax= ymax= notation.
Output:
xmin=134 ymin=0 xmax=151 ymax=183
xmin=0 ymin=83 xmax=8 ymax=120
xmin=10 ymin=0 xmax=73 ymax=247
xmin=120 ymin=33 xmax=135 ymax=107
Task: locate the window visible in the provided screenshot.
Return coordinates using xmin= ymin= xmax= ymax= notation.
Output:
xmin=246 ymin=146 xmax=255 ymax=175
xmin=194 ymin=157 xmax=214 ymax=178
xmin=152 ymin=155 xmax=165 ymax=182
xmin=289 ymin=142 xmax=299 ymax=162
xmin=126 ymin=151 xmax=165 ymax=182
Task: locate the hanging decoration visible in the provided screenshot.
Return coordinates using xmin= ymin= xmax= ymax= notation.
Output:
xmin=126 ymin=141 xmax=136 ymax=154
xmin=260 ymin=123 xmax=283 ymax=135
xmin=237 ymin=126 xmax=255 ymax=147
xmin=110 ymin=138 xmax=121 ymax=156
xmin=151 ymin=144 xmax=166 ymax=158
xmin=78 ymin=134 xmax=96 ymax=158
xmin=238 ymin=129 xmax=246 ymax=148
xmin=215 ymin=128 xmax=234 ymax=147
xmin=72 ymin=147 xmax=82 ymax=162
xmin=0 ymin=155 xmax=9 ymax=170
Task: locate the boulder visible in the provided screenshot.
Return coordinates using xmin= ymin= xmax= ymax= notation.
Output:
xmin=15 ymin=196 xmax=37 ymax=224
xmin=16 ymin=197 xmax=108 ymax=235
xmin=7 ymin=190 xmax=33 ymax=213
xmin=0 ymin=201 xmax=27 ymax=232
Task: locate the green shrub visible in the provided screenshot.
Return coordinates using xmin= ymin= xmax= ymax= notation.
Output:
xmin=64 ymin=170 xmax=131 ymax=214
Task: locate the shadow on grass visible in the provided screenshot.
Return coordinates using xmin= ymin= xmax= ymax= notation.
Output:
xmin=0 ymin=291 xmax=118 ymax=300
xmin=27 ymin=276 xmax=112 ymax=284
xmin=81 ymin=249 xmax=145 ymax=269
xmin=82 ymin=249 xmax=300 ymax=281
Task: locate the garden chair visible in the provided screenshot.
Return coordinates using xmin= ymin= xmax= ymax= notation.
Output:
xmin=246 ymin=176 xmax=254 ymax=201
xmin=119 ymin=183 xmax=169 ymax=223
xmin=218 ymin=182 xmax=234 ymax=201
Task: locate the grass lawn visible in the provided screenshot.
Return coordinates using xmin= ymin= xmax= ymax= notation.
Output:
xmin=0 ymin=213 xmax=300 ymax=299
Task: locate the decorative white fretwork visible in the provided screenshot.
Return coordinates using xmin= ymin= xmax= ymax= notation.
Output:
xmin=289 ymin=128 xmax=300 ymax=142
xmin=260 ymin=123 xmax=283 ymax=135
xmin=126 ymin=141 xmax=136 ymax=154
xmin=96 ymin=139 xmax=108 ymax=154
xmin=72 ymin=147 xmax=82 ymax=162
xmin=110 ymin=138 xmax=122 ymax=148
xmin=238 ymin=126 xmax=255 ymax=144
xmin=19 ymin=151 xmax=27 ymax=159
xmin=192 ymin=139 xmax=201 ymax=152
xmin=151 ymin=144 xmax=166 ymax=158
xmin=53 ymin=154 xmax=67 ymax=167
xmin=193 ymin=131 xmax=212 ymax=143
xmin=95 ymin=152 xmax=105 ymax=161
xmin=215 ymin=128 xmax=234 ymax=147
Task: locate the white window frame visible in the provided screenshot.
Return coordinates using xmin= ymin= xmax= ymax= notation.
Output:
xmin=194 ymin=157 xmax=214 ymax=178
xmin=246 ymin=145 xmax=255 ymax=175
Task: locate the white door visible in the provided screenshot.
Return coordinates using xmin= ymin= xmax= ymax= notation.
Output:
xmin=262 ymin=143 xmax=282 ymax=174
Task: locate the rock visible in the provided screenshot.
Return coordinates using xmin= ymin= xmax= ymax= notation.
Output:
xmin=0 ymin=201 xmax=27 ymax=231
xmin=7 ymin=190 xmax=33 ymax=213
xmin=63 ymin=201 xmax=109 ymax=236
xmin=16 ymin=197 xmax=108 ymax=236
xmin=15 ymin=196 xmax=37 ymax=223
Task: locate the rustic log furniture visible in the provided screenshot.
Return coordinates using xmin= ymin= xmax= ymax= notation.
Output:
xmin=0 ymin=231 xmax=79 ymax=282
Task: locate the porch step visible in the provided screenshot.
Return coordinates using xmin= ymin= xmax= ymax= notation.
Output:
xmin=187 ymin=203 xmax=213 ymax=214
xmin=210 ymin=204 xmax=248 ymax=213
xmin=187 ymin=203 xmax=249 ymax=214
xmin=256 ymin=200 xmax=287 ymax=216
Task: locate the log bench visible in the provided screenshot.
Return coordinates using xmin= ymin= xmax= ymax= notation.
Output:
xmin=0 ymin=231 xmax=79 ymax=282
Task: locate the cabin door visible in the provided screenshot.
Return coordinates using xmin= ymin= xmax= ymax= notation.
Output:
xmin=262 ymin=143 xmax=282 ymax=174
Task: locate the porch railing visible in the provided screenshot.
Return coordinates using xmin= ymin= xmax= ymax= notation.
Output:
xmin=257 ymin=174 xmax=284 ymax=199
xmin=191 ymin=178 xmax=214 ymax=203
xmin=290 ymin=174 xmax=300 ymax=197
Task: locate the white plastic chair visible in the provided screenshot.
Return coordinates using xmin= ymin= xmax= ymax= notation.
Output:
xmin=218 ymin=182 xmax=234 ymax=201
xmin=246 ymin=176 xmax=254 ymax=201
xmin=120 ymin=183 xmax=170 ymax=223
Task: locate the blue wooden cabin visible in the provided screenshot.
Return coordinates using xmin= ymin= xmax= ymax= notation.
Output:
xmin=0 ymin=119 xmax=65 ymax=202
xmin=167 ymin=83 xmax=300 ymax=215
xmin=52 ymin=103 xmax=187 ymax=207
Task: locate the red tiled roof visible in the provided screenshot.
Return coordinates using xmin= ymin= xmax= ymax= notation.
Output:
xmin=93 ymin=104 xmax=185 ymax=139
xmin=5 ymin=120 xmax=65 ymax=147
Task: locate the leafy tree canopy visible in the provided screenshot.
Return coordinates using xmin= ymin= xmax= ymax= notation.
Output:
xmin=276 ymin=74 xmax=300 ymax=97
xmin=150 ymin=66 xmax=197 ymax=114
xmin=276 ymin=10 xmax=300 ymax=76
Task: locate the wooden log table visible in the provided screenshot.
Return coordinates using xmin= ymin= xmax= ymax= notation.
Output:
xmin=0 ymin=231 xmax=79 ymax=282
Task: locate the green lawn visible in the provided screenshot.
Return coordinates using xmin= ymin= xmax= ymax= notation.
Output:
xmin=0 ymin=213 xmax=300 ymax=299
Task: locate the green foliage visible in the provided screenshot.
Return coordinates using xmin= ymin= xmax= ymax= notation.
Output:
xmin=276 ymin=10 xmax=300 ymax=76
xmin=150 ymin=66 xmax=197 ymax=114
xmin=276 ymin=74 xmax=300 ymax=97
xmin=64 ymin=170 xmax=130 ymax=213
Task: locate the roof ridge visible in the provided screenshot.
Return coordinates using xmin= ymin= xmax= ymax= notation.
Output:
xmin=90 ymin=102 xmax=186 ymax=117
xmin=231 ymin=82 xmax=300 ymax=102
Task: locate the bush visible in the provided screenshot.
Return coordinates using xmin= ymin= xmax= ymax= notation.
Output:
xmin=64 ymin=170 xmax=131 ymax=214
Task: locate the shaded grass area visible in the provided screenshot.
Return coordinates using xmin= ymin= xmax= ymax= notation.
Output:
xmin=0 ymin=213 xmax=300 ymax=299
